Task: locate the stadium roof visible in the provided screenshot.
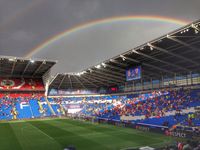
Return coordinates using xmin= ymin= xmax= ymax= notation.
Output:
xmin=0 ymin=56 xmax=56 ymax=78
xmin=49 ymin=19 xmax=200 ymax=90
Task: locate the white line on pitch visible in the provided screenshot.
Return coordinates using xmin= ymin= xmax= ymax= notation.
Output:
xmin=27 ymin=122 xmax=54 ymax=140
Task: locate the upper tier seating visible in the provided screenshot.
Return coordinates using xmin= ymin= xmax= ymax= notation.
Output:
xmin=0 ymin=78 xmax=44 ymax=91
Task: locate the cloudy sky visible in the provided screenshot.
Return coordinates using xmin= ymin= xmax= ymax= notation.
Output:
xmin=0 ymin=0 xmax=200 ymax=74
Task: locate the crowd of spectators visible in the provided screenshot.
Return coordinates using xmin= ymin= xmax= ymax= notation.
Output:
xmin=76 ymin=88 xmax=200 ymax=128
xmin=0 ymin=96 xmax=17 ymax=119
xmin=1 ymin=88 xmax=200 ymax=128
xmin=97 ymin=89 xmax=192 ymax=117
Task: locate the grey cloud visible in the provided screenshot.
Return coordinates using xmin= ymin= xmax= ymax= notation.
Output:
xmin=0 ymin=0 xmax=200 ymax=74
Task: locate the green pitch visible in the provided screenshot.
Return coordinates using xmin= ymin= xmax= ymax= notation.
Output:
xmin=0 ymin=118 xmax=174 ymax=150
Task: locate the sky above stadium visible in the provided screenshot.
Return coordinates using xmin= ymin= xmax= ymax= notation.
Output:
xmin=0 ymin=0 xmax=200 ymax=74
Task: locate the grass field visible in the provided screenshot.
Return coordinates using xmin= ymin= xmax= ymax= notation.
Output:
xmin=0 ymin=118 xmax=174 ymax=150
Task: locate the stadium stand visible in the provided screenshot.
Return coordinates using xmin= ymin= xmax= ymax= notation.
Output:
xmin=0 ymin=78 xmax=44 ymax=91
xmin=45 ymin=19 xmax=200 ymax=142
xmin=0 ymin=56 xmax=56 ymax=120
xmin=1 ymin=19 xmax=200 ymax=147
xmin=47 ymin=87 xmax=200 ymax=127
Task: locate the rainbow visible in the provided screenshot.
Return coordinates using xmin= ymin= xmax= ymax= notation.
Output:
xmin=25 ymin=15 xmax=189 ymax=58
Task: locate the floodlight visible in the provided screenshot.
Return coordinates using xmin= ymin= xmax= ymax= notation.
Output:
xmin=95 ymin=65 xmax=101 ymax=69
xmin=30 ymin=59 xmax=35 ymax=63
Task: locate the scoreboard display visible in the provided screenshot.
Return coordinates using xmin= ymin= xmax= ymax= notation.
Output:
xmin=126 ymin=66 xmax=142 ymax=81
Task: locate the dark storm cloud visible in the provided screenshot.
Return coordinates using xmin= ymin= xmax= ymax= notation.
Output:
xmin=0 ymin=0 xmax=200 ymax=73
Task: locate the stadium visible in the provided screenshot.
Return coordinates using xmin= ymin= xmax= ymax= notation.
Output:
xmin=1 ymin=1 xmax=200 ymax=150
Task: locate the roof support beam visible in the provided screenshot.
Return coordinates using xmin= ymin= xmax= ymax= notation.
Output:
xmin=99 ymin=66 xmax=125 ymax=77
xmin=105 ymin=63 xmax=125 ymax=72
xmin=132 ymin=49 xmax=190 ymax=72
xmin=86 ymin=73 xmax=121 ymax=85
xmin=124 ymin=56 xmax=174 ymax=74
xmin=167 ymin=36 xmax=200 ymax=55
xmin=77 ymin=76 xmax=98 ymax=88
xmin=145 ymin=40 xmax=200 ymax=71
xmin=49 ymin=74 xmax=59 ymax=87
xmin=109 ymin=59 xmax=127 ymax=68
xmin=68 ymin=75 xmax=73 ymax=89
xmin=92 ymin=70 xmax=124 ymax=81
xmin=11 ymin=60 xmax=17 ymax=75
xmin=72 ymin=75 xmax=87 ymax=89
xmin=83 ymin=75 xmax=109 ymax=86
xmin=22 ymin=62 xmax=30 ymax=76
xmin=145 ymin=36 xmax=200 ymax=63
xmin=32 ymin=61 xmax=45 ymax=77
xmin=108 ymin=59 xmax=164 ymax=78
xmin=58 ymin=74 xmax=66 ymax=89
xmin=171 ymin=35 xmax=200 ymax=38
xmin=149 ymin=43 xmax=199 ymax=66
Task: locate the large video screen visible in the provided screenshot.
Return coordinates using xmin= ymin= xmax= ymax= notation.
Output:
xmin=126 ymin=66 xmax=142 ymax=81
